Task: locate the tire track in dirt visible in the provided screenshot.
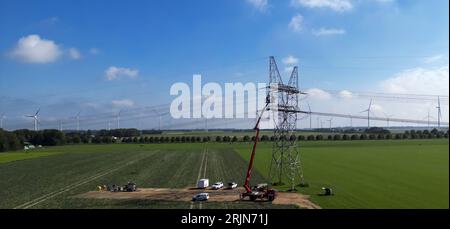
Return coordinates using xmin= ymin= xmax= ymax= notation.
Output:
xmin=190 ymin=144 xmax=207 ymax=209
xmin=199 ymin=145 xmax=209 ymax=209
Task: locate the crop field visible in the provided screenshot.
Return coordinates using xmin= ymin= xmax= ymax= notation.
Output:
xmin=0 ymin=139 xmax=448 ymax=209
xmin=0 ymin=143 xmax=289 ymax=209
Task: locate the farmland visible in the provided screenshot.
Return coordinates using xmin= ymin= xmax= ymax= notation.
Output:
xmin=0 ymin=139 xmax=448 ymax=209
xmin=235 ymin=139 xmax=449 ymax=208
xmin=0 ymin=144 xmax=283 ymax=209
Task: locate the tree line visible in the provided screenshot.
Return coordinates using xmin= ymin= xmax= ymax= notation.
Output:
xmin=0 ymin=128 xmax=448 ymax=152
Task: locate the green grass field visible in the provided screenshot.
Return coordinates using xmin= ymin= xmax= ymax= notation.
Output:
xmin=0 ymin=151 xmax=62 ymax=164
xmin=235 ymin=139 xmax=449 ymax=208
xmin=0 ymin=139 xmax=447 ymax=209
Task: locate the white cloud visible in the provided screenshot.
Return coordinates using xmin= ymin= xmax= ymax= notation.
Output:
xmin=313 ymin=27 xmax=346 ymax=36
xmin=105 ymin=66 xmax=139 ymax=80
xmin=380 ymin=65 xmax=449 ymax=95
xmin=246 ymin=0 xmax=269 ymax=12
xmin=339 ymin=90 xmax=353 ymax=99
xmin=291 ymin=0 xmax=353 ymax=12
xmin=111 ymin=99 xmax=135 ymax=108
xmin=305 ymin=88 xmax=332 ymax=100
xmin=89 ymin=48 xmax=99 ymax=55
xmin=9 ymin=34 xmax=62 ymax=63
xmin=68 ymin=48 xmax=81 ymax=60
xmin=289 ymin=14 xmax=304 ymax=32
xmin=283 ymin=55 xmax=299 ymax=65
xmin=423 ymin=54 xmax=444 ymax=64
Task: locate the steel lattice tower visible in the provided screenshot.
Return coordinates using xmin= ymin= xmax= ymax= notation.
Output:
xmin=267 ymin=56 xmax=306 ymax=190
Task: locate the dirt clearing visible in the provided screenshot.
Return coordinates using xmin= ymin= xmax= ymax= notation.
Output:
xmin=76 ymin=187 xmax=321 ymax=209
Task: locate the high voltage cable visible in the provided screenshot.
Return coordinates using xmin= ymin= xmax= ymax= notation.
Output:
xmin=296 ymin=110 xmax=449 ymax=126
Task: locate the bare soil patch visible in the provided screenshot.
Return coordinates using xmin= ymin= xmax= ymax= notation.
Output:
xmin=76 ymin=187 xmax=320 ymax=209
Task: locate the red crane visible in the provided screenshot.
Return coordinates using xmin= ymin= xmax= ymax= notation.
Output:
xmin=240 ymin=98 xmax=276 ymax=201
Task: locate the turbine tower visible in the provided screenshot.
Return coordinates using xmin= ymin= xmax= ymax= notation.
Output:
xmin=152 ymin=109 xmax=161 ymax=131
xmin=116 ymin=110 xmax=122 ymax=129
xmin=348 ymin=114 xmax=353 ymax=127
xmin=327 ymin=118 xmax=333 ymax=130
xmin=76 ymin=111 xmax=81 ymax=132
xmin=0 ymin=113 xmax=5 ymax=129
xmin=436 ymin=96 xmax=441 ymax=128
xmin=360 ymin=99 xmax=372 ymax=129
xmin=307 ymin=103 xmax=312 ymax=129
xmin=424 ymin=110 xmax=434 ymax=128
xmin=383 ymin=112 xmax=394 ymax=128
xmin=267 ymin=56 xmax=306 ymax=190
xmin=25 ymin=108 xmax=40 ymax=131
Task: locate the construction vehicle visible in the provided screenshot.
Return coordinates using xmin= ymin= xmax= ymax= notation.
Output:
xmin=240 ymin=98 xmax=276 ymax=201
xmin=100 ymin=182 xmax=137 ymax=192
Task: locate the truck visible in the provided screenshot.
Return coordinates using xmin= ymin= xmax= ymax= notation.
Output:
xmin=240 ymin=98 xmax=277 ymax=201
xmin=197 ymin=179 xmax=209 ymax=189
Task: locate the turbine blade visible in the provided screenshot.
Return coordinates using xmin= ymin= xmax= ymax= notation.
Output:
xmin=35 ymin=108 xmax=40 ymax=116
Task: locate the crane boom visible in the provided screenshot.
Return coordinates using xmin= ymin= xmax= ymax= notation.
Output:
xmin=243 ymin=102 xmax=269 ymax=193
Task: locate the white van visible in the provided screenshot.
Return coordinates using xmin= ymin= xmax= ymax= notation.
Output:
xmin=197 ymin=179 xmax=209 ymax=189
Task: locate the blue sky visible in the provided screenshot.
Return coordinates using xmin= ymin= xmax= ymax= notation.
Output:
xmin=0 ymin=0 xmax=448 ymax=130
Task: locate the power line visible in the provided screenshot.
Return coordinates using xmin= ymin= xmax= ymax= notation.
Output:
xmin=297 ymin=110 xmax=449 ymax=126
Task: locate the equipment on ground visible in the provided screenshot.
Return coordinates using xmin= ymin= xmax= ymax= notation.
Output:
xmin=321 ymin=187 xmax=333 ymax=196
xmin=240 ymin=99 xmax=277 ymax=201
xmin=197 ymin=179 xmax=209 ymax=189
xmin=100 ymin=182 xmax=137 ymax=192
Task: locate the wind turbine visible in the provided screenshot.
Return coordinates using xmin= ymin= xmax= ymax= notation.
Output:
xmin=75 ymin=111 xmax=81 ymax=132
xmin=116 ymin=110 xmax=122 ymax=129
xmin=25 ymin=108 xmax=40 ymax=131
xmin=307 ymin=103 xmax=312 ymax=129
xmin=423 ymin=110 xmax=434 ymax=128
xmin=152 ymin=109 xmax=161 ymax=131
xmin=327 ymin=118 xmax=333 ymax=130
xmin=360 ymin=99 xmax=372 ymax=129
xmin=202 ymin=94 xmax=213 ymax=132
xmin=348 ymin=114 xmax=353 ymax=128
xmin=383 ymin=112 xmax=394 ymax=128
xmin=436 ymin=96 xmax=441 ymax=128
xmin=0 ymin=113 xmax=5 ymax=129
